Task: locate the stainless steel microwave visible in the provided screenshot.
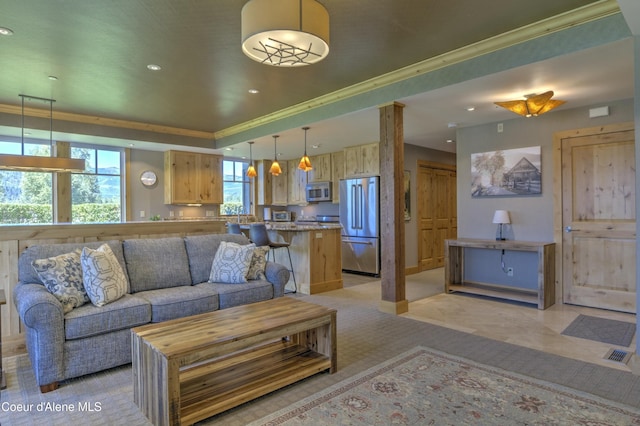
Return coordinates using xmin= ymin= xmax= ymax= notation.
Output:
xmin=306 ymin=181 xmax=332 ymax=202
xmin=272 ymin=211 xmax=292 ymax=222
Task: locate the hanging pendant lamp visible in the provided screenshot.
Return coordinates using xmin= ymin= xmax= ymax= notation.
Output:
xmin=269 ymin=135 xmax=282 ymax=176
xmin=246 ymin=141 xmax=257 ymax=178
xmin=298 ymin=126 xmax=313 ymax=172
xmin=0 ymin=94 xmax=85 ymax=172
xmin=241 ymin=0 xmax=330 ymax=67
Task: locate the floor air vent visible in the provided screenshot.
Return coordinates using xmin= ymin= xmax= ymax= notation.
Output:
xmin=604 ymin=348 xmax=632 ymax=364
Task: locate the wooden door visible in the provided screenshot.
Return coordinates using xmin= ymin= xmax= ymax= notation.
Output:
xmin=561 ymin=128 xmax=636 ymax=313
xmin=417 ymin=161 xmax=456 ymax=270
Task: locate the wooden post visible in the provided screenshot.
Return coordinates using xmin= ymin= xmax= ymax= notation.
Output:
xmin=53 ymin=141 xmax=72 ymax=223
xmin=378 ymin=102 xmax=408 ymax=314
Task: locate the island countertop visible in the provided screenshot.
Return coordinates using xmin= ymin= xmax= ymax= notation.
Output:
xmin=238 ymin=223 xmax=342 ymax=294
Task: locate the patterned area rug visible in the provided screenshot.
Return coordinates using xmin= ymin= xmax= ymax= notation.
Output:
xmin=249 ymin=347 xmax=640 ymax=425
xmin=561 ymin=315 xmax=636 ymax=346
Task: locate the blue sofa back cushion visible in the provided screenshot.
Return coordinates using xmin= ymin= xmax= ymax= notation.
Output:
xmin=184 ymin=233 xmax=250 ymax=284
xmin=18 ymin=240 xmax=129 ymax=286
xmin=123 ymin=237 xmax=191 ymax=293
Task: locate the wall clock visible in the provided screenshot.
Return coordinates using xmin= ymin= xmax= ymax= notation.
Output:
xmin=140 ymin=170 xmax=157 ymax=187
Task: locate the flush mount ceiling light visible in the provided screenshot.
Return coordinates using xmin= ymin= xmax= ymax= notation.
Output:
xmin=298 ymin=126 xmax=312 ymax=172
xmin=0 ymin=95 xmax=85 ymax=173
xmin=269 ymin=135 xmax=282 ymax=176
xmin=495 ymin=90 xmax=566 ymax=118
xmin=241 ymin=0 xmax=330 ymax=66
xmin=246 ymin=141 xmax=257 ymax=178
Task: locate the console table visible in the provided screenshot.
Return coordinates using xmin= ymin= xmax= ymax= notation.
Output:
xmin=444 ymin=239 xmax=555 ymax=310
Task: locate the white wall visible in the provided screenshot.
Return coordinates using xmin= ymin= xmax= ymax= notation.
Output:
xmin=456 ymin=98 xmax=634 ymax=242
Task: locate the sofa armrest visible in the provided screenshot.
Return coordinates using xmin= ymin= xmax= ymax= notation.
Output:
xmin=13 ymin=282 xmax=66 ymax=387
xmin=264 ymin=261 xmax=290 ymax=297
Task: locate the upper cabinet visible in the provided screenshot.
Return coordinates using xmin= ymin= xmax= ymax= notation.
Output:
xmin=164 ymin=150 xmax=223 ymax=204
xmin=307 ymin=154 xmax=332 ymax=182
xmin=287 ymin=159 xmax=307 ymax=205
xmin=271 ymin=161 xmax=288 ymax=206
xmin=344 ymin=143 xmax=379 ymax=178
xmin=331 ymin=151 xmax=344 ymax=203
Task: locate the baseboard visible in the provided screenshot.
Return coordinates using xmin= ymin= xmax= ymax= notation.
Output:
xmin=405 ymin=266 xmax=420 ymax=275
xmin=378 ymin=299 xmax=409 ymax=315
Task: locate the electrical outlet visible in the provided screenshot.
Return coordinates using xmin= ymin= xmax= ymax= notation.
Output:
xmin=169 ymin=210 xmax=174 ymax=217
xmin=497 ymin=123 xmax=504 ymax=133
xmin=205 ymin=210 xmax=214 ymax=217
xmin=507 ymin=267 xmax=514 ymax=277
xmin=140 ymin=210 xmax=145 ymax=218
xmin=178 ymin=210 xmax=184 ymax=217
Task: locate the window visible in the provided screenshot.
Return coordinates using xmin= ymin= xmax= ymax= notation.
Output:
xmin=221 ymin=160 xmax=251 ymax=215
xmin=71 ymin=146 xmax=123 ymax=223
xmin=0 ymin=139 xmax=124 ymax=225
xmin=0 ymin=139 xmax=53 ymax=224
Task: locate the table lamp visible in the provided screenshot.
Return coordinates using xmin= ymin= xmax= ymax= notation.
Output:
xmin=492 ymin=210 xmax=510 ymax=241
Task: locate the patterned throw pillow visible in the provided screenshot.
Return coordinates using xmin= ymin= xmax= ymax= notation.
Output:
xmin=31 ymin=250 xmax=89 ymax=314
xmin=246 ymin=246 xmax=269 ymax=280
xmin=81 ymin=244 xmax=128 ymax=307
xmin=209 ymin=242 xmax=255 ymax=284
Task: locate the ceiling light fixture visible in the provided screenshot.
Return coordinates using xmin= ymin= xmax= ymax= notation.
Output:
xmin=146 ymin=64 xmax=162 ymax=71
xmin=269 ymin=135 xmax=282 ymax=176
xmin=298 ymin=126 xmax=312 ymax=172
xmin=495 ymin=90 xmax=566 ymax=118
xmin=241 ymin=0 xmax=330 ymax=66
xmin=0 ymin=95 xmax=85 ymax=173
xmin=0 ymin=27 xmax=14 ymax=36
xmin=246 ymin=141 xmax=257 ymax=178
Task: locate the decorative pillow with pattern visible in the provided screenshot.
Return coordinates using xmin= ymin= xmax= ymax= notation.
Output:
xmin=31 ymin=249 xmax=89 ymax=314
xmin=246 ymin=245 xmax=269 ymax=280
xmin=81 ymin=244 xmax=128 ymax=307
xmin=209 ymin=242 xmax=255 ymax=284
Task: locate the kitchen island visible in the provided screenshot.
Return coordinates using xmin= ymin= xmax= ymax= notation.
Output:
xmin=241 ymin=223 xmax=343 ymax=295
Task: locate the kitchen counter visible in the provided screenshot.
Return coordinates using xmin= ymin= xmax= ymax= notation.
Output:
xmin=238 ymin=222 xmax=342 ymax=294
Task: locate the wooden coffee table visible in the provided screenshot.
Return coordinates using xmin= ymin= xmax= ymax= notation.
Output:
xmin=132 ymin=297 xmax=337 ymax=426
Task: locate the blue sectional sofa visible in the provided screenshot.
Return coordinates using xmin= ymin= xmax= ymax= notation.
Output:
xmin=13 ymin=233 xmax=290 ymax=392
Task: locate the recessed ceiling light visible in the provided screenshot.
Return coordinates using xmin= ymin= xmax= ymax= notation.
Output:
xmin=466 ymin=106 xmax=475 ymax=111
xmin=225 ymin=147 xmax=233 ymax=151
xmin=48 ymin=75 xmax=58 ymax=81
xmin=446 ymin=139 xmax=455 ymax=143
xmin=0 ymin=27 xmax=14 ymax=36
xmin=248 ymin=89 xmax=259 ymax=94
xmin=147 ymin=64 xmax=162 ymax=71
xmin=312 ymin=144 xmax=320 ymax=149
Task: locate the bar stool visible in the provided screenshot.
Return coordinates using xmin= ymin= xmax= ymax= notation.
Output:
xmin=227 ymin=223 xmax=242 ymax=235
xmin=249 ymin=223 xmax=296 ymax=293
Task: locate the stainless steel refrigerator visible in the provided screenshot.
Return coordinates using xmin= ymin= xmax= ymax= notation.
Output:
xmin=339 ymin=176 xmax=380 ymax=276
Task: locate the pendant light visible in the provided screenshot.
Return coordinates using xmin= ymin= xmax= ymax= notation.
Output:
xmin=269 ymin=135 xmax=282 ymax=176
xmin=0 ymin=94 xmax=85 ymax=172
xmin=298 ymin=126 xmax=312 ymax=172
xmin=246 ymin=141 xmax=257 ymax=178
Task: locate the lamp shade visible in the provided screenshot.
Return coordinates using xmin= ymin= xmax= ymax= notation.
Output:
xmin=494 ymin=91 xmax=566 ymax=118
xmin=241 ymin=0 xmax=330 ymax=66
xmin=492 ymin=210 xmax=511 ymax=224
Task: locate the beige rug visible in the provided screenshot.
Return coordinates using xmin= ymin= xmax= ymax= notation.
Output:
xmin=250 ymin=346 xmax=640 ymax=425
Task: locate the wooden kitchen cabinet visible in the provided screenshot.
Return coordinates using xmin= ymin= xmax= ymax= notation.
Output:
xmin=287 ymin=159 xmax=307 ymax=205
xmin=272 ymin=160 xmax=288 ymax=206
xmin=331 ymin=151 xmax=344 ymax=203
xmin=164 ymin=150 xmax=223 ymax=204
xmin=256 ymin=160 xmax=272 ymax=205
xmin=307 ymin=154 xmax=332 ymax=182
xmin=344 ymin=142 xmax=379 ymax=177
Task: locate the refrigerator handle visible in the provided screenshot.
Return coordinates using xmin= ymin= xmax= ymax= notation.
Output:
xmin=357 ymin=183 xmax=363 ymax=229
xmin=351 ymin=184 xmax=357 ymax=230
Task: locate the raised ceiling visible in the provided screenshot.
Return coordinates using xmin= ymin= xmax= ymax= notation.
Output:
xmin=0 ymin=0 xmax=633 ymax=160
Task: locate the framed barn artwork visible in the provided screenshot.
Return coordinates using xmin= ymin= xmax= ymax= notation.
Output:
xmin=471 ymin=146 xmax=541 ymax=197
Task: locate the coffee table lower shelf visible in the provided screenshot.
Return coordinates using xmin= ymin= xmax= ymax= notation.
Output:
xmin=447 ymin=282 xmax=538 ymax=306
xmin=180 ymin=340 xmax=331 ymax=424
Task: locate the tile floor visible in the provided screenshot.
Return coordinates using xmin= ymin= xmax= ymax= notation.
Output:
xmin=343 ymin=268 xmax=637 ymax=372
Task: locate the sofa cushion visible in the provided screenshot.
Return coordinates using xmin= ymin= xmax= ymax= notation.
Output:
xmin=196 ymin=280 xmax=273 ymax=309
xmin=81 ymin=244 xmax=129 ymax=306
xmin=209 ymin=242 xmax=255 ymax=284
xmin=247 ymin=246 xmax=269 ymax=280
xmin=64 ymin=294 xmax=151 ymax=340
xmin=134 ymin=286 xmax=219 ymax=323
xmin=123 ymin=237 xmax=191 ymax=292
xmin=19 ymin=240 xmax=129 ymax=287
xmin=31 ymin=249 xmax=89 ymax=313
xmin=184 ymin=234 xmax=250 ymax=284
